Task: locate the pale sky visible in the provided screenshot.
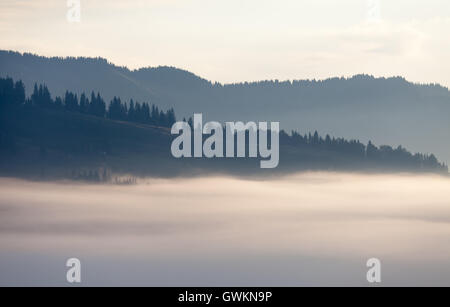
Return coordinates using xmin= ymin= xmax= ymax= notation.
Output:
xmin=1 ymin=0 xmax=450 ymax=86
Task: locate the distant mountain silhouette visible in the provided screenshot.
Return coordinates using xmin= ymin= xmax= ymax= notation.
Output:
xmin=1 ymin=50 xmax=450 ymax=165
xmin=1 ymin=76 xmax=447 ymax=180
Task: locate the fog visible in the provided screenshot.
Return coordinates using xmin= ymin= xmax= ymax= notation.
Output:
xmin=1 ymin=172 xmax=450 ymax=286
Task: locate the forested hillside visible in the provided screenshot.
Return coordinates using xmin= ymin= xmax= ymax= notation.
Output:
xmin=1 ymin=77 xmax=447 ymax=181
xmin=1 ymin=50 xmax=450 ymax=166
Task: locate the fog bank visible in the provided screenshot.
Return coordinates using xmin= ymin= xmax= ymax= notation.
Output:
xmin=1 ymin=173 xmax=450 ymax=286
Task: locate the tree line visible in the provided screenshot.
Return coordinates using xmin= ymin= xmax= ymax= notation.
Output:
xmin=0 ymin=77 xmax=176 ymax=128
xmin=281 ymin=130 xmax=446 ymax=171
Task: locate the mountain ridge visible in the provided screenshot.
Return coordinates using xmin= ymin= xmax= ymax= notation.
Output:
xmin=2 ymin=50 xmax=449 ymax=90
xmin=1 ymin=49 xmax=450 ymax=165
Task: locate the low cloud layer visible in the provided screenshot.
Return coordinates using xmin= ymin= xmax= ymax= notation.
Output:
xmin=1 ymin=173 xmax=450 ymax=285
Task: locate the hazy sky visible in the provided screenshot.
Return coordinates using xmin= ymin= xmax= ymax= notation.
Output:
xmin=1 ymin=0 xmax=450 ymax=85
